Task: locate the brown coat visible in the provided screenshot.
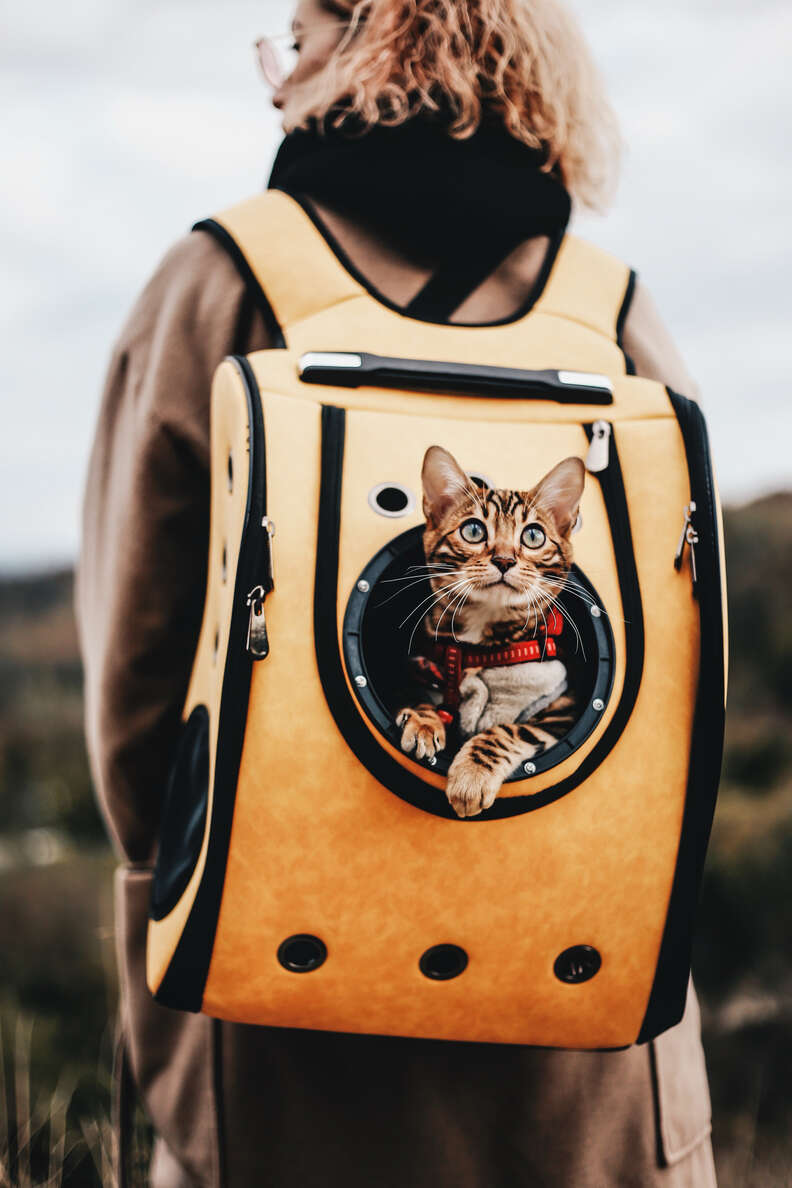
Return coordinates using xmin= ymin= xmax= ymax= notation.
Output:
xmin=75 ymin=220 xmax=717 ymax=1187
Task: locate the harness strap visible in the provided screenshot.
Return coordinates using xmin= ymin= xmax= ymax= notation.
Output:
xmin=426 ymin=610 xmax=564 ymax=712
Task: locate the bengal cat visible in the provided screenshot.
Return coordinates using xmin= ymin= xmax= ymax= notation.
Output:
xmin=395 ymin=445 xmax=586 ymax=818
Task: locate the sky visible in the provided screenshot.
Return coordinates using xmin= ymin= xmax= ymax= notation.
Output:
xmin=0 ymin=0 xmax=790 ymax=572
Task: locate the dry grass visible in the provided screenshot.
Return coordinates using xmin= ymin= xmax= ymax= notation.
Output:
xmin=0 ymin=1014 xmax=153 ymax=1188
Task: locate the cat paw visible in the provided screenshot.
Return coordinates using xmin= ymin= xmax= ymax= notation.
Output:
xmin=445 ymin=754 xmax=502 ymax=818
xmin=396 ymin=706 xmax=446 ymax=761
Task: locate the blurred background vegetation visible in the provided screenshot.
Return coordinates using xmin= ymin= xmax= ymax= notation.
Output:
xmin=0 ymin=492 xmax=790 ymax=1185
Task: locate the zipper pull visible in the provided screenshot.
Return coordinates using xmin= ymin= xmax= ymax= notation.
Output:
xmin=674 ymin=501 xmax=699 ymax=593
xmin=245 ymin=585 xmax=270 ymax=659
xmin=262 ymin=516 xmax=276 ymax=590
xmin=585 ymin=421 xmax=611 ymax=473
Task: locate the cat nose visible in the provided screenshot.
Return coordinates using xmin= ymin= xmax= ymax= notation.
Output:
xmin=492 ymin=555 xmax=517 ymax=574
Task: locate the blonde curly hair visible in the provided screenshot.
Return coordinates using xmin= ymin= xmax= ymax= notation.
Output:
xmin=288 ymin=0 xmax=621 ymax=212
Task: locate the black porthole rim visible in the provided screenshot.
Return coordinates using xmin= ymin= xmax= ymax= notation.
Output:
xmin=277 ymin=933 xmax=328 ymax=973
xmin=316 ymin=406 xmax=643 ymax=823
xmin=419 ymin=943 xmax=469 ymax=980
xmin=342 ymin=525 xmax=615 ymax=782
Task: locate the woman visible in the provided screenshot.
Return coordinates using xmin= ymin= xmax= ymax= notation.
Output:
xmin=75 ymin=1 xmax=717 ymax=1185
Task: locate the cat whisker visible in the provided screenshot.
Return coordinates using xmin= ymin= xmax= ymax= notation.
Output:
xmin=406 ymin=578 xmax=472 ymax=652
xmin=399 ymin=576 xmax=471 ymax=633
xmin=515 ymin=581 xmax=542 ymax=637
xmin=434 ymin=581 xmax=474 ymax=641
xmin=381 ymin=564 xmax=454 ymax=583
xmin=546 ymin=594 xmax=586 ymax=660
xmin=556 ymin=578 xmax=595 ymax=601
xmin=373 ymin=574 xmax=445 ymax=608
xmin=557 ymin=582 xmax=630 ymax=627
xmin=374 ymin=565 xmax=460 ymax=609
xmin=450 ymin=585 xmax=474 ymax=643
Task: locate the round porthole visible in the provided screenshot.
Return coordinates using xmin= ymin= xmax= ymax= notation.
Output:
xmin=277 ymin=934 xmax=327 ymax=973
xmin=368 ymin=482 xmax=414 ymax=518
xmin=419 ymin=943 xmax=468 ymax=980
xmin=342 ymin=526 xmax=615 ymax=800
xmin=467 ymin=470 xmax=495 ymax=490
xmin=554 ymin=945 xmax=601 ymax=984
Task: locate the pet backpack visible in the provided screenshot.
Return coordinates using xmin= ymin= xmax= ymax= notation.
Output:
xmin=147 ymin=190 xmax=727 ymax=1049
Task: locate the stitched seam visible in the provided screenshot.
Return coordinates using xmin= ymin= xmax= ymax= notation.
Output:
xmin=284 ymin=291 xmax=371 ymax=334
xmin=529 ymin=306 xmax=627 ymax=345
xmin=663 ymin=1122 xmax=713 ymax=1165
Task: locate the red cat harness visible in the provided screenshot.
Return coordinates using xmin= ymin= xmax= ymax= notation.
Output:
xmin=411 ymin=609 xmax=564 ymax=722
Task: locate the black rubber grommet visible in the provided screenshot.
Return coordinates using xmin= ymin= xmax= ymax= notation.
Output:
xmin=419 ymin=943 xmax=468 ymax=980
xmin=554 ymin=944 xmax=602 ymax=984
xmin=277 ymin=934 xmax=327 ymax=973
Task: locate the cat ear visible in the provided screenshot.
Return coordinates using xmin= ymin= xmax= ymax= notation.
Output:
xmin=533 ymin=457 xmax=586 ymax=536
xmin=421 ymin=445 xmax=471 ymax=523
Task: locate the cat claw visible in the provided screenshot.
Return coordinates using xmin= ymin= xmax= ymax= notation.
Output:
xmin=397 ymin=708 xmax=446 ymax=760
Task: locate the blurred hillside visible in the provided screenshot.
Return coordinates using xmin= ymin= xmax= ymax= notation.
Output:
xmin=0 ymin=492 xmax=791 ymax=1184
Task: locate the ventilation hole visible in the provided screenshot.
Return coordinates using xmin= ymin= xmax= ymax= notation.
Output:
xmin=553 ymin=945 xmax=602 ymax=984
xmin=221 ymin=543 xmax=228 ymax=583
xmin=227 ymin=452 xmax=233 ymax=493
xmin=368 ymin=482 xmax=414 ymax=518
xmin=419 ymin=943 xmax=468 ymax=981
xmin=277 ymin=934 xmax=327 ymax=973
xmin=467 ymin=470 xmax=495 ymax=490
xmin=212 ymin=627 xmax=220 ymax=664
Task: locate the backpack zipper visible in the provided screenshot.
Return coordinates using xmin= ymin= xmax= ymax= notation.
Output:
xmin=584 ymin=419 xmax=611 ymax=472
xmin=153 ymin=353 xmax=269 ymax=1012
xmin=674 ymin=501 xmax=699 ymax=593
xmin=637 ymin=389 xmax=726 ymax=1042
xmin=581 ymin=419 xmax=645 ymax=772
xmin=245 ymin=516 xmax=276 ymax=658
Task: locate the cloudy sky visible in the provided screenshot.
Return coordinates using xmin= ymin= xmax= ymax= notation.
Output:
xmin=1 ymin=0 xmax=790 ymax=572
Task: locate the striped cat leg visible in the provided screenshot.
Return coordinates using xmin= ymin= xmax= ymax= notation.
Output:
xmin=445 ymin=722 xmax=557 ymax=818
xmin=396 ymin=703 xmax=447 ymax=761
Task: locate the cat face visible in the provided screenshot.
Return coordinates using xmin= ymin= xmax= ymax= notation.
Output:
xmin=420 ymin=445 xmax=585 ymax=629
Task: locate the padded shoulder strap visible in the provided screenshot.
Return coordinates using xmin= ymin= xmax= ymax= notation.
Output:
xmin=195 ymin=190 xmax=367 ymax=334
xmin=197 ymin=192 xmax=635 ymax=350
xmin=534 ymin=233 xmax=635 ymax=345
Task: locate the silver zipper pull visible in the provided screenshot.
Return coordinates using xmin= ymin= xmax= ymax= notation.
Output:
xmin=245 ymin=585 xmax=270 ymax=659
xmin=674 ymin=501 xmax=699 ymax=592
xmin=585 ymin=421 xmax=611 ymax=473
xmin=262 ymin=516 xmax=276 ymax=590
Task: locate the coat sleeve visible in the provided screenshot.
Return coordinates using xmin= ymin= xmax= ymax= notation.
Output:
xmin=74 ymin=230 xmax=272 ymax=862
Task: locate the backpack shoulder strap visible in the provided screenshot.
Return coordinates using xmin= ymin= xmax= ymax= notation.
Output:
xmin=196 ymin=192 xmax=636 ymax=356
xmin=533 ymin=233 xmax=636 ymax=348
xmin=193 ymin=190 xmax=367 ymax=338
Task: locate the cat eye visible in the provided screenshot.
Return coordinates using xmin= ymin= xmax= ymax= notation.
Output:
xmin=521 ymin=523 xmax=546 ymax=549
xmin=459 ymin=518 xmax=487 ymax=544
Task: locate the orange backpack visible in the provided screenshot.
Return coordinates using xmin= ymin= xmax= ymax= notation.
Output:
xmin=146 ymin=191 xmax=727 ymax=1049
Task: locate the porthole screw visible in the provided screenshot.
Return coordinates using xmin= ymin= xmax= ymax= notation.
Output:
xmin=354 ymin=674 xmax=367 ymax=688
xmin=523 ymin=761 xmax=537 ymax=775
xmin=592 ymin=698 xmax=605 ymax=712
xmin=357 ymin=579 xmax=370 ymax=593
xmin=590 ymin=605 xmax=601 ymax=618
xmin=427 ymin=755 xmax=437 ymax=767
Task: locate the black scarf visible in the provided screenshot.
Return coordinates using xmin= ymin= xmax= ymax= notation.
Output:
xmin=267 ymin=110 xmax=570 ymax=314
